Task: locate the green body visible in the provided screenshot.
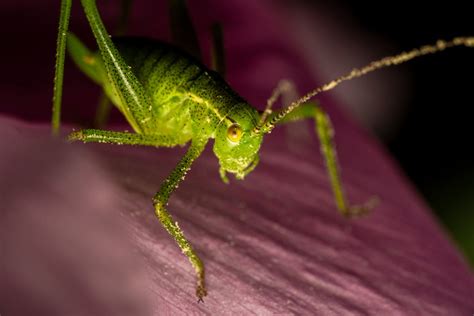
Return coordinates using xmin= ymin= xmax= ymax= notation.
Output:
xmin=54 ymin=0 xmax=394 ymax=301
xmin=106 ymin=38 xmax=246 ymax=140
xmin=83 ymin=36 xmax=263 ymax=176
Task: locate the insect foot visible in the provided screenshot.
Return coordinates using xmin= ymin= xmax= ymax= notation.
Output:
xmin=196 ymin=284 xmax=207 ymax=303
xmin=67 ymin=130 xmax=83 ymax=143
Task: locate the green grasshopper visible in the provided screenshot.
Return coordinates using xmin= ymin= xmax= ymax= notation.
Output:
xmin=52 ymin=0 xmax=474 ymax=301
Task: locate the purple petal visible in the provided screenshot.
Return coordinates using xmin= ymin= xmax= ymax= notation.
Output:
xmin=0 ymin=117 xmax=152 ymax=315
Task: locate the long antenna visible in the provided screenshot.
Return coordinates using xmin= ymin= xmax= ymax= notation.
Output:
xmin=256 ymin=79 xmax=293 ymax=131
xmin=259 ymin=36 xmax=474 ymax=133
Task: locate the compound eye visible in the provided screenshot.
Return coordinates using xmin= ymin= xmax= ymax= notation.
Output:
xmin=227 ymin=124 xmax=243 ymax=142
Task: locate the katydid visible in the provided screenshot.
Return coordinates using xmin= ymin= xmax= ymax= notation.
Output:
xmin=52 ymin=0 xmax=474 ymax=301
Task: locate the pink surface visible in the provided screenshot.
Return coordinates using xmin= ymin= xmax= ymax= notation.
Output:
xmin=1 ymin=0 xmax=473 ymax=315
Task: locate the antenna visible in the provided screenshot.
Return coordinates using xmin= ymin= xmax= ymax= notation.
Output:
xmin=255 ymin=79 xmax=294 ymax=132
xmin=259 ymin=37 xmax=474 ymax=133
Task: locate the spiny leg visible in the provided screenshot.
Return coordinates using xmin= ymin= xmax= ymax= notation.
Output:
xmin=152 ymin=139 xmax=208 ymax=301
xmin=276 ymin=103 xmax=378 ymax=217
xmin=68 ymin=129 xmax=179 ymax=147
xmin=52 ymin=0 xmax=73 ymax=135
xmin=169 ymin=0 xmax=201 ymax=60
xmin=93 ymin=0 xmax=134 ymax=128
xmin=81 ymin=0 xmax=154 ymax=134
xmin=211 ymin=23 xmax=226 ymax=78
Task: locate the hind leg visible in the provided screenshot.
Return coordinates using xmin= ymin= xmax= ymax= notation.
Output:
xmin=93 ymin=0 xmax=134 ymax=128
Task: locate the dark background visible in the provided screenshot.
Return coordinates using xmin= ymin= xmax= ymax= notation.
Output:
xmin=301 ymin=0 xmax=474 ymax=264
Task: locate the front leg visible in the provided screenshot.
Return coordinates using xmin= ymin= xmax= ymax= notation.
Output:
xmin=69 ymin=129 xmax=207 ymax=298
xmin=68 ymin=129 xmax=179 ymax=147
xmin=152 ymin=138 xmax=208 ymax=301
